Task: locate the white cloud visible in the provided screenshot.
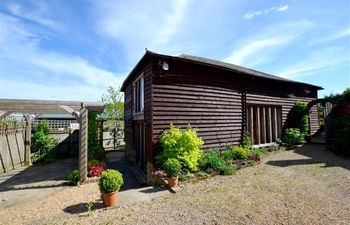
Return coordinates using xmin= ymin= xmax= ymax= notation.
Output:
xmin=93 ymin=0 xmax=189 ymax=60
xmin=276 ymin=47 xmax=350 ymax=79
xmin=310 ymin=28 xmax=350 ymax=45
xmin=225 ymin=36 xmax=294 ymax=65
xmin=277 ymin=5 xmax=289 ymax=12
xmin=4 ymin=1 xmax=61 ymax=30
xmin=243 ymin=5 xmax=289 ymax=20
xmin=243 ymin=11 xmax=263 ymax=20
xmin=224 ymin=21 xmax=312 ymax=66
xmin=0 ymin=13 xmax=121 ymax=101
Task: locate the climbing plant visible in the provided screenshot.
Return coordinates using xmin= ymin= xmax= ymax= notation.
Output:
xmin=88 ymin=112 xmax=104 ymax=160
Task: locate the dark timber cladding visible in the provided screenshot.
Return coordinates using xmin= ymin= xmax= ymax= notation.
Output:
xmin=121 ymin=51 xmax=323 ymax=170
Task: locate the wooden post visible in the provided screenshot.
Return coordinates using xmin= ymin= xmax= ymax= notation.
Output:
xmin=79 ymin=107 xmax=88 ymax=184
xmin=274 ymin=107 xmax=278 ymax=141
xmin=261 ymin=107 xmax=266 ymax=144
xmin=249 ymin=106 xmax=254 ymax=144
xmin=256 ymin=106 xmax=260 ymax=145
xmin=24 ymin=115 xmax=32 ymax=166
xmin=268 ymin=107 xmax=272 ymax=143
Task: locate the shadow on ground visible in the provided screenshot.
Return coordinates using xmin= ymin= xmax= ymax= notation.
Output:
xmin=0 ymin=158 xmax=76 ymax=192
xmin=266 ymin=144 xmax=350 ymax=170
xmin=105 ymin=151 xmax=145 ymax=192
xmin=64 ymin=201 xmax=105 ymax=214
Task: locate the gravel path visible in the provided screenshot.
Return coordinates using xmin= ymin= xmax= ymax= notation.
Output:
xmin=0 ymin=144 xmax=349 ymax=225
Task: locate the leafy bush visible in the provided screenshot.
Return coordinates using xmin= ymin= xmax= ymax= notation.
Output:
xmin=179 ymin=171 xmax=194 ymax=182
xmin=199 ymin=151 xmax=235 ymax=175
xmin=284 ymin=101 xmax=309 ymax=136
xmin=330 ymin=117 xmax=350 ymax=157
xmin=31 ymin=121 xmax=59 ymax=163
xmin=68 ymin=170 xmax=80 ymax=186
xmin=250 ymin=148 xmax=266 ymax=161
xmin=156 ymin=124 xmax=204 ymax=172
xmin=99 ymin=169 xmax=124 ymax=193
xmin=284 ymin=128 xmax=305 ymax=146
xmin=163 ymin=158 xmax=182 ymax=178
xmin=223 ymin=146 xmax=251 ymax=161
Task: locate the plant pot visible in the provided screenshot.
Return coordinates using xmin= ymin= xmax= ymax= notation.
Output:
xmin=167 ymin=176 xmax=178 ymax=187
xmin=102 ymin=191 xmax=118 ymax=207
xmin=153 ymin=175 xmax=164 ymax=186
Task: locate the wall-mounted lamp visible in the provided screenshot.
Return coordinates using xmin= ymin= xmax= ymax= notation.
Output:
xmin=159 ymin=61 xmax=169 ymax=71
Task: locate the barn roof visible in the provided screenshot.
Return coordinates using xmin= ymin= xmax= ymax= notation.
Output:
xmin=121 ymin=50 xmax=323 ymax=91
xmin=0 ymin=99 xmax=104 ymax=118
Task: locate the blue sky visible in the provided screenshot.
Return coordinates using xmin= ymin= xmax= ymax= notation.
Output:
xmin=0 ymin=0 xmax=349 ymax=101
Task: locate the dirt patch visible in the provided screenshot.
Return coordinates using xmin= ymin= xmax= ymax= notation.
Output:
xmin=1 ymin=144 xmax=349 ymax=225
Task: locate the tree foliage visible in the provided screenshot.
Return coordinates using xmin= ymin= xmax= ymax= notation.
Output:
xmin=101 ymin=86 xmax=124 ymax=120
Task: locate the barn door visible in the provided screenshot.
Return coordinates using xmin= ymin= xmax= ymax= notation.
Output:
xmin=134 ymin=121 xmax=146 ymax=172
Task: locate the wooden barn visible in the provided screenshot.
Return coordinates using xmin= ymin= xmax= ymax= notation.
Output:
xmin=120 ymin=51 xmax=322 ymax=173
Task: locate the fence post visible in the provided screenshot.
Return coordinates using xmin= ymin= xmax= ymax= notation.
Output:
xmin=24 ymin=115 xmax=32 ymax=166
xmin=79 ymin=107 xmax=88 ymax=184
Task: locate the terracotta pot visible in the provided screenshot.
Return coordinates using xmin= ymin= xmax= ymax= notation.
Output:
xmin=102 ymin=191 xmax=118 ymax=207
xmin=167 ymin=176 xmax=178 ymax=187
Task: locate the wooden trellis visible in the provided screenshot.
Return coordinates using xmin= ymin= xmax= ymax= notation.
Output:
xmin=0 ymin=99 xmax=104 ymax=184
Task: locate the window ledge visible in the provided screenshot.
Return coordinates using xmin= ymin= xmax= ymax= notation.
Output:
xmin=132 ymin=112 xmax=144 ymax=120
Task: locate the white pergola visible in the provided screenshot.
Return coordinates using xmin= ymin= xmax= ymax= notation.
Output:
xmin=0 ymin=99 xmax=105 ymax=184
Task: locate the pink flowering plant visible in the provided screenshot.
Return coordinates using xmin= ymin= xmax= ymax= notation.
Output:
xmin=88 ymin=165 xmax=105 ymax=177
xmin=152 ymin=168 xmax=166 ymax=177
xmin=87 ymin=159 xmax=106 ymax=177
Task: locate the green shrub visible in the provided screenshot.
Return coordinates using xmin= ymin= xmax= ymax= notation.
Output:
xmin=99 ymin=169 xmax=124 ymax=193
xmin=222 ymin=149 xmax=235 ymax=161
xmin=254 ymin=148 xmax=266 ymax=158
xmin=284 ymin=128 xmax=305 ymax=146
xmin=68 ymin=170 xmax=80 ymax=186
xmin=199 ymin=151 xmax=235 ymax=175
xmin=330 ymin=117 xmax=350 ymax=157
xmin=220 ymin=163 xmax=236 ymax=175
xmin=284 ymin=101 xmax=309 ymax=136
xmin=156 ymin=124 xmax=203 ymax=172
xmin=163 ymin=158 xmax=182 ymax=178
xmin=231 ymin=146 xmax=251 ymax=160
xmin=179 ymin=171 xmax=194 ymax=182
xmin=31 ymin=121 xmax=58 ymax=163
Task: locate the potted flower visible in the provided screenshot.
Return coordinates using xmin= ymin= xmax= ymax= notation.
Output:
xmin=99 ymin=169 xmax=124 ymax=207
xmin=152 ymin=168 xmax=166 ymax=186
xmin=163 ymin=158 xmax=181 ymax=187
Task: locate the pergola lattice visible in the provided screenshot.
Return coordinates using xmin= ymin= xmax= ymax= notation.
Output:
xmin=0 ymin=99 xmax=105 ymax=184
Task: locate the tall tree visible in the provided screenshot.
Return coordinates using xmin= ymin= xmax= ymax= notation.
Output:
xmin=101 ymin=86 xmax=124 ymax=120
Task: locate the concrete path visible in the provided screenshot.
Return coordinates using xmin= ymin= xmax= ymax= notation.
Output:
xmin=0 ymin=152 xmax=169 ymax=210
xmin=106 ymin=151 xmax=169 ymax=205
xmin=0 ymin=158 xmax=75 ymax=209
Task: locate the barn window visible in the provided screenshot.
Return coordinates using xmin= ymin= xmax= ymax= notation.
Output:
xmin=132 ymin=74 xmax=144 ymax=113
xmin=247 ymin=105 xmax=282 ymax=145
